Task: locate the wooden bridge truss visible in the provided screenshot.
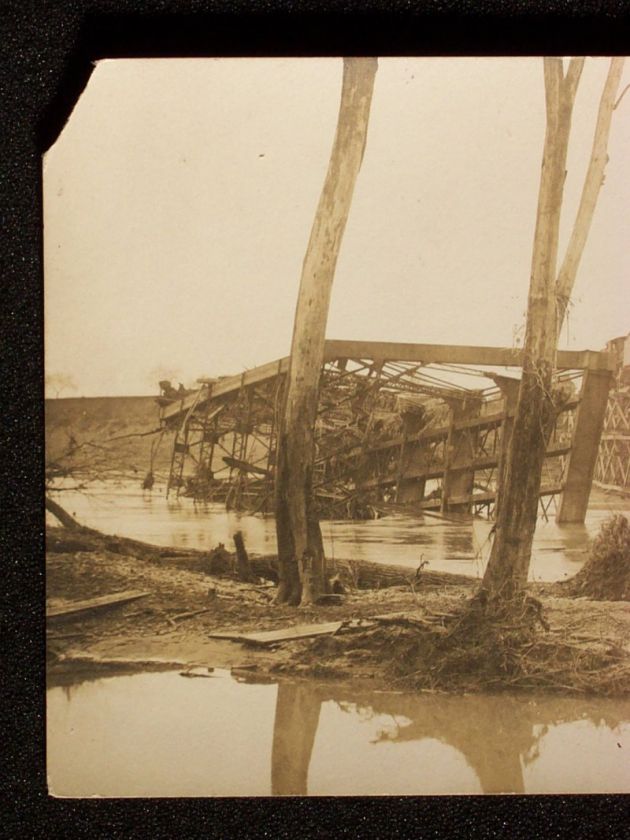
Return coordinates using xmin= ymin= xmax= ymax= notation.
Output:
xmin=159 ymin=340 xmax=614 ymax=523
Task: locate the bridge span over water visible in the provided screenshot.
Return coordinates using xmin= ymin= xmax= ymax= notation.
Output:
xmin=158 ymin=340 xmax=614 ymax=523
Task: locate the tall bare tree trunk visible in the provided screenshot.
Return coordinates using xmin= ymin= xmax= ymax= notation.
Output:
xmin=555 ymin=58 xmax=625 ymax=327
xmin=482 ymin=57 xmax=624 ymax=605
xmin=275 ymin=57 xmax=378 ymax=606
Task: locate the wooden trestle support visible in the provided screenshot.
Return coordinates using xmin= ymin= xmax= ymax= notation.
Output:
xmin=159 ymin=341 xmax=614 ymax=523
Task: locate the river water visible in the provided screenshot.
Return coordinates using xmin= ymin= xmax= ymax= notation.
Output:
xmin=49 ymin=481 xmax=629 ymax=582
xmin=47 ymin=668 xmax=630 ymax=797
xmin=47 ymin=482 xmax=630 ymax=796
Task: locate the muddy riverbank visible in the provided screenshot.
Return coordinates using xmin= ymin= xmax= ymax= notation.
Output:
xmin=46 ymin=526 xmax=474 ymax=686
xmin=47 ymin=520 xmax=630 ymax=696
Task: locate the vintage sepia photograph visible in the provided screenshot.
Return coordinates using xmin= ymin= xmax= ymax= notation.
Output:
xmin=44 ymin=56 xmax=630 ymax=797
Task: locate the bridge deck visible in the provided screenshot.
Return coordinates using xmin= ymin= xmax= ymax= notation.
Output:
xmin=162 ymin=340 xmax=613 ymax=425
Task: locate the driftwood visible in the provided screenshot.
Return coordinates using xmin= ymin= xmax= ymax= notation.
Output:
xmin=46 ymin=590 xmax=150 ymax=622
xmin=315 ymin=594 xmax=346 ymax=606
xmin=45 ymin=496 xmax=82 ymax=530
xmin=169 ymin=607 xmax=214 ymax=623
xmin=45 ymin=499 xmax=477 ymax=592
xmin=46 ymin=522 xmax=232 ymax=573
xmin=236 ymin=553 xmax=474 ymax=591
xmin=233 ymin=530 xmax=254 ymax=582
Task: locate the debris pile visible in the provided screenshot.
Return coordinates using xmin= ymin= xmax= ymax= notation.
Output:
xmin=286 ymin=592 xmax=630 ymax=696
xmin=562 ymin=514 xmax=630 ymax=601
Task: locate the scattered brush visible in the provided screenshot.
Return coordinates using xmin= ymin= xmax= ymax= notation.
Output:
xmin=292 ymin=591 xmax=630 ymax=696
xmin=561 ymin=514 xmax=630 ymax=601
xmin=386 ymin=596 xmax=630 ymax=695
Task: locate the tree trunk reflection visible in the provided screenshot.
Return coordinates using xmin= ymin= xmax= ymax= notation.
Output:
xmin=271 ymin=682 xmax=322 ymax=795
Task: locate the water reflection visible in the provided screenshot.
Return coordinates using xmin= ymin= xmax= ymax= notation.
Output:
xmin=271 ymin=683 xmax=321 ymax=796
xmin=442 ymin=527 xmax=475 ymax=558
xmin=356 ymin=692 xmax=534 ymax=794
xmin=271 ymin=682 xmax=629 ymax=795
xmin=47 ymin=669 xmax=630 ymax=796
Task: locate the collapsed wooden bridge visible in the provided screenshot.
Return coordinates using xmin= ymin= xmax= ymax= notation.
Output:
xmin=158 ymin=339 xmax=614 ymax=523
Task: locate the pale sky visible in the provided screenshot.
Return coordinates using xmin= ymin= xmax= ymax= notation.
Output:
xmin=44 ymin=57 xmax=630 ymax=397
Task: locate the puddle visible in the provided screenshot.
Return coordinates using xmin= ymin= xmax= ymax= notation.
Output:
xmin=47 ymin=669 xmax=630 ymax=797
xmin=48 ymin=482 xmax=629 ymax=582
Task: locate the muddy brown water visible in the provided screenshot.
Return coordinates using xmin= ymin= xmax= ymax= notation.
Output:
xmin=47 ymin=482 xmax=630 ymax=796
xmin=47 ymin=668 xmax=630 ymax=796
xmin=49 ymin=481 xmax=629 ymax=582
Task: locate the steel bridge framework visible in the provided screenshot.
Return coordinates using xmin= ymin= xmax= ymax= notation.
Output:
xmin=159 ymin=340 xmax=614 ymax=523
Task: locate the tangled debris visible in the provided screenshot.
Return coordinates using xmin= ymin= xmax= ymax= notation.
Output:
xmin=560 ymin=514 xmax=630 ymax=601
xmin=285 ymin=593 xmax=630 ymax=696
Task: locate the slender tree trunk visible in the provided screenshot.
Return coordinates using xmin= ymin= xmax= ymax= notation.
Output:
xmin=555 ymin=58 xmax=625 ymax=327
xmin=275 ymin=57 xmax=378 ymax=606
xmin=482 ymin=59 xmax=580 ymax=602
xmin=483 ymin=57 xmax=624 ymax=604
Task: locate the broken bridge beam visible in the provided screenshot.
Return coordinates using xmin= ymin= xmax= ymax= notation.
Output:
xmin=323 ymin=340 xmax=614 ymax=371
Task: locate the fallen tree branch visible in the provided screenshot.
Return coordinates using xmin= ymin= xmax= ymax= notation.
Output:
xmin=45 ymin=496 xmax=82 ymax=530
xmin=170 ymin=607 xmax=213 ymax=622
xmin=371 ymin=615 xmax=438 ymax=629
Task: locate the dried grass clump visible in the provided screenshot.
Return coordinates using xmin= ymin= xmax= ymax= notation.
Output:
xmin=564 ymin=514 xmax=630 ymax=601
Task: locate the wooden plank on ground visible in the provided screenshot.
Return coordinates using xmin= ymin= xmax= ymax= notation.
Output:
xmin=46 ymin=590 xmax=150 ymax=621
xmin=208 ymin=613 xmax=439 ymax=647
xmin=208 ymin=621 xmax=347 ymax=646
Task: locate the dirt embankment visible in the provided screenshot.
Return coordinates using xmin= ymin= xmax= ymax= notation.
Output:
xmin=46 ymin=524 xmax=452 ymax=683
xmin=45 ymin=396 xmax=172 ymax=480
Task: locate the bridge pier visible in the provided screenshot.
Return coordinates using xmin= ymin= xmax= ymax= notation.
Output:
xmin=441 ymin=396 xmax=482 ymax=514
xmin=395 ymin=410 xmax=429 ymax=505
xmin=397 ymin=476 xmax=426 ymax=504
xmin=557 ymin=365 xmax=614 ymax=523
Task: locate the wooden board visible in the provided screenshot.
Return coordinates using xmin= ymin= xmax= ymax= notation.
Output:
xmin=207 ymin=614 xmax=435 ymax=647
xmin=46 ymin=590 xmax=150 ymax=622
xmin=207 ymin=621 xmax=347 ymax=647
